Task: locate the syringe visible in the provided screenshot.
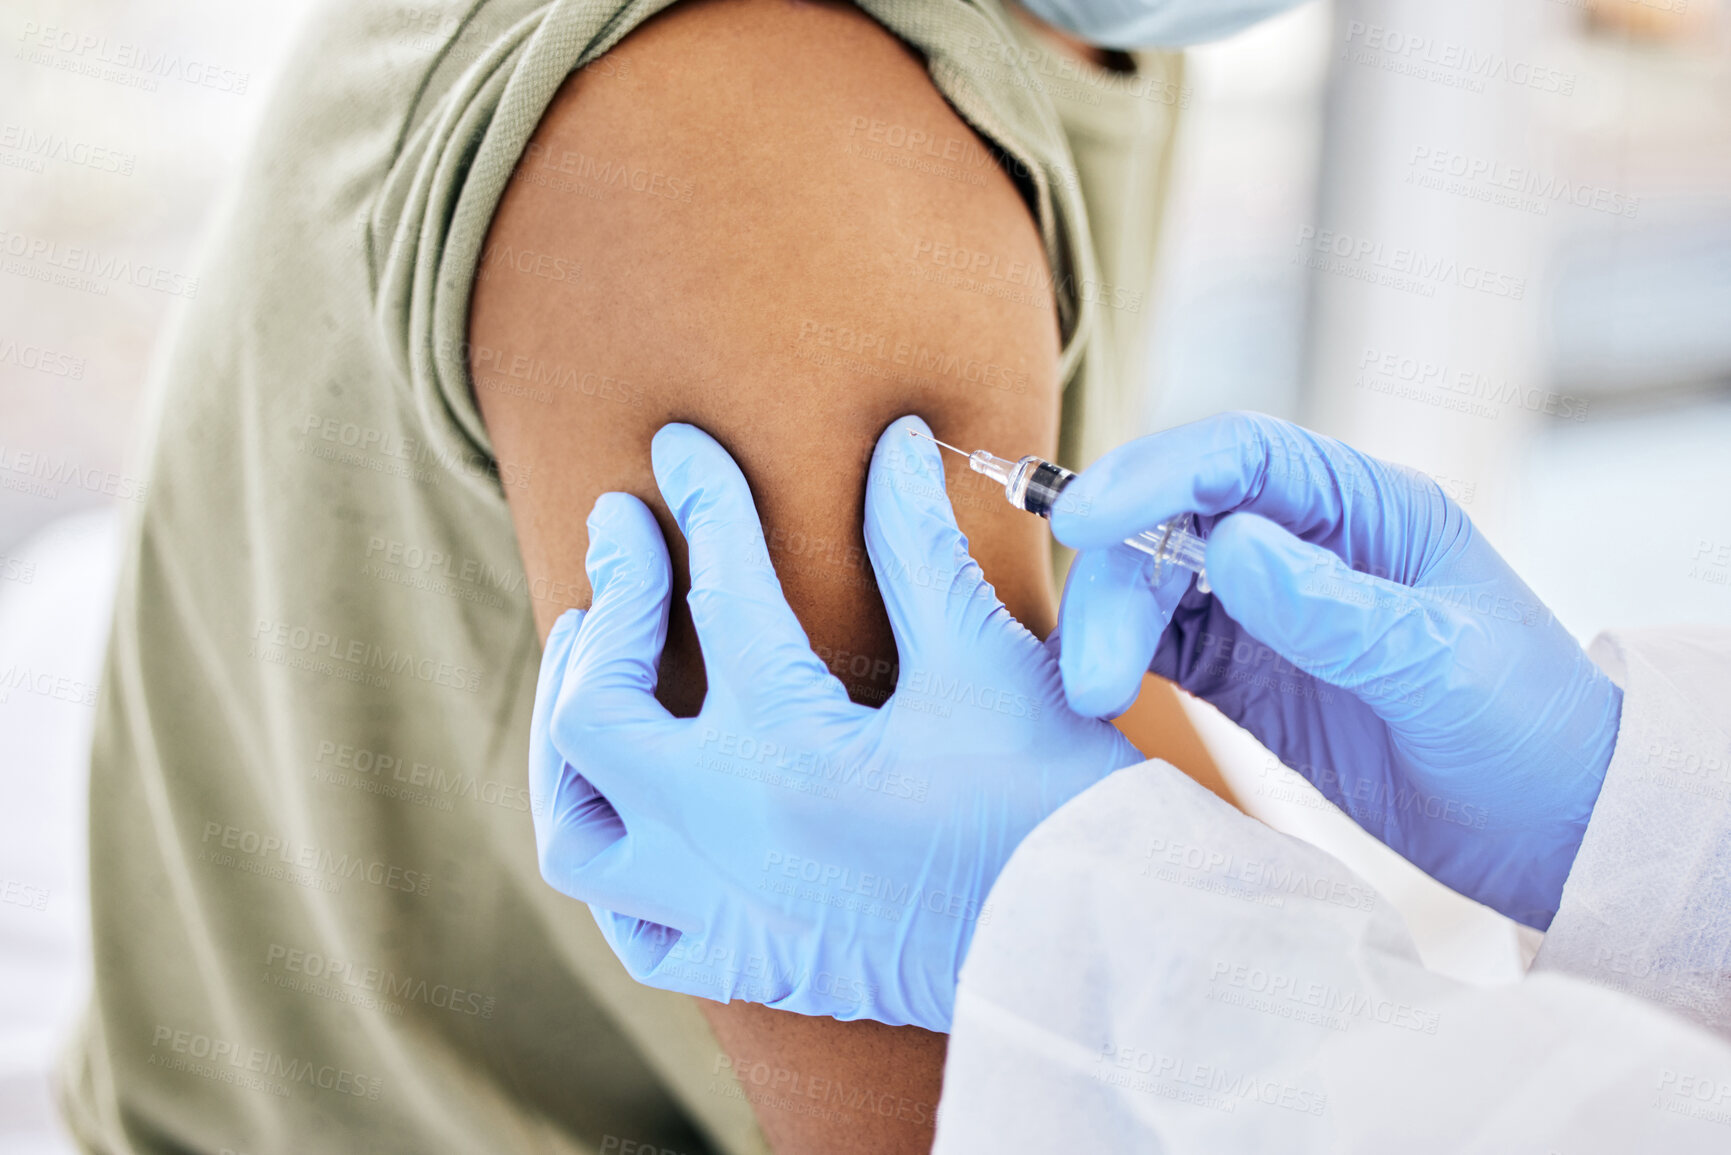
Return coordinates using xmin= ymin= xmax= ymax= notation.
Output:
xmin=909 ymin=430 xmax=1210 ymax=593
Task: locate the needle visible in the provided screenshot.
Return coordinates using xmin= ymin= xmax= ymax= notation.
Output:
xmin=907 ymin=429 xmax=970 ymax=458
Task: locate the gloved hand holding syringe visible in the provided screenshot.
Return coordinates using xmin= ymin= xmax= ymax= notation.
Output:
xmin=907 ymin=429 xmax=1211 ymax=593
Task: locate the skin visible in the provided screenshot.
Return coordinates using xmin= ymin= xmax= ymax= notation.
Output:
xmin=469 ymin=1 xmax=1225 ymax=1149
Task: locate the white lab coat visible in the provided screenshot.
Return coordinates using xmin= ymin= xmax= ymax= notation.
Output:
xmin=935 ymin=629 xmax=1731 ymax=1152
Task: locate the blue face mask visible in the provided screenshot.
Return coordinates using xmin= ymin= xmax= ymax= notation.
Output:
xmin=1013 ymin=0 xmax=1310 ymax=50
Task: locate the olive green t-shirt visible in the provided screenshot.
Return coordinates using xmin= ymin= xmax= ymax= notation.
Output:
xmin=57 ymin=2 xmax=1180 ymax=1151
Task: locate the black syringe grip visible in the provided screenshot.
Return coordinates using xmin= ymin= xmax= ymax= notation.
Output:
xmin=1017 ymin=458 xmax=1079 ymax=519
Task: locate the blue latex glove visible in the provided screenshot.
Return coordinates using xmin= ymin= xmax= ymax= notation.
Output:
xmin=530 ymin=416 xmax=1141 ymax=1031
xmin=1051 ymin=411 xmax=1623 ymax=929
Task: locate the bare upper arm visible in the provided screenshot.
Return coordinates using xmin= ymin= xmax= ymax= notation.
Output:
xmin=469 ymin=2 xmax=1064 ymax=1150
xmin=469 ymin=0 xmax=1061 ymax=712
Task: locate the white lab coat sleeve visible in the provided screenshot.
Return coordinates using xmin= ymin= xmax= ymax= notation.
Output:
xmin=1014 ymin=0 xmax=1311 ymax=49
xmin=1534 ymin=628 xmax=1731 ymax=1039
xmin=936 ymin=760 xmax=1731 ymax=1153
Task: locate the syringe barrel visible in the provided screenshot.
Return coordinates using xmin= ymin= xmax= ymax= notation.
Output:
xmin=1002 ymin=456 xmax=1076 ymax=519
xmin=1003 ymin=455 xmax=1210 ymax=592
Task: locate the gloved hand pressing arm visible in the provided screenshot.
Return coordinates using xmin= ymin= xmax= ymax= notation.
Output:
xmin=530 ymin=416 xmax=1141 ymax=1032
xmin=1051 ymin=411 xmax=1623 ymax=929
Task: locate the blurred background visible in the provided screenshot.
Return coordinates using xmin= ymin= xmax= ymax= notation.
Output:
xmin=2 ymin=0 xmax=1728 ymax=1149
